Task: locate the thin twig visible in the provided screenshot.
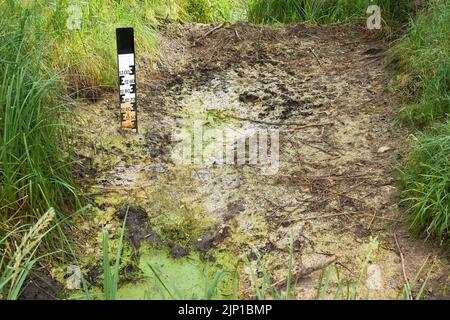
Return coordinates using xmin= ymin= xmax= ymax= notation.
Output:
xmin=361 ymin=214 xmax=401 ymax=222
xmin=282 ymin=212 xmax=401 ymax=225
xmin=284 ymin=213 xmax=348 ymax=224
xmin=273 ymin=256 xmax=337 ymax=289
xmin=309 ymin=47 xmax=323 ymax=67
xmin=227 ymin=115 xmax=334 ymax=129
xmin=198 ymin=22 xmax=226 ymax=40
xmin=294 ymin=139 xmax=339 ymax=156
xmin=280 ymin=174 xmax=372 ymax=181
xmin=234 ymin=28 xmax=241 ymax=41
xmin=367 ymin=211 xmax=378 ymax=230
xmin=394 ymin=232 xmax=413 ymax=300
xmin=323 ymin=188 xmax=366 ymax=204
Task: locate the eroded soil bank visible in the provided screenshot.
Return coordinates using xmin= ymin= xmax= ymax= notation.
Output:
xmin=64 ymin=22 xmax=449 ymax=299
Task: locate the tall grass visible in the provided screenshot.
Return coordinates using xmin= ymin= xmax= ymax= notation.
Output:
xmin=391 ymin=0 xmax=450 ymax=128
xmin=0 ymin=3 xmax=79 ymax=250
xmin=39 ymin=0 xmax=160 ymax=98
xmin=0 ymin=0 xmax=172 ymax=289
xmin=317 ymin=265 xmax=360 ymax=300
xmin=179 ymin=0 xmax=246 ymax=23
xmin=247 ymin=0 xmax=412 ymax=24
xmin=3 ymin=0 xmax=241 ymax=98
xmin=102 ymin=212 xmax=127 ymax=300
xmin=250 ymin=238 xmax=295 ymax=300
xmin=0 ymin=209 xmax=56 ymax=300
xmin=391 ymin=0 xmax=450 ymax=242
xmin=0 ymin=0 xmax=241 ymax=301
xmin=400 ymin=123 xmax=450 ymax=242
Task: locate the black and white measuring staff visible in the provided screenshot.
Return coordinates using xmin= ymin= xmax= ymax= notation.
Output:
xmin=116 ymin=27 xmax=137 ymax=132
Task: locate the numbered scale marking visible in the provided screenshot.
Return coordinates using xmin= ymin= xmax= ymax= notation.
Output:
xmin=116 ymin=28 xmax=137 ymax=132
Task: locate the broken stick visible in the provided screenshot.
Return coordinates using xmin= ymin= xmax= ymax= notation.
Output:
xmin=234 ymin=28 xmax=241 ymax=41
xmin=227 ymin=114 xmax=334 ymax=129
xmin=309 ymin=47 xmax=323 ymax=67
xmin=273 ymin=256 xmax=337 ymax=290
xmin=394 ymin=232 xmax=413 ymax=300
xmin=198 ymin=22 xmax=226 ymax=40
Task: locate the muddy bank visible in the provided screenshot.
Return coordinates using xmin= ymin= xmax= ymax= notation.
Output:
xmin=65 ymin=22 xmax=449 ymax=300
xmin=19 ymin=271 xmax=65 ymax=300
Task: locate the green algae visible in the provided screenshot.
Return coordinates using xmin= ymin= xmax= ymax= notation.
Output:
xmin=115 ymin=245 xmax=233 ymax=300
xmin=65 ymin=243 xmax=237 ymax=300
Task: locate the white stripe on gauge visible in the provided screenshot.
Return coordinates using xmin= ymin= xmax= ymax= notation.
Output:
xmin=118 ymin=53 xmax=137 ymax=131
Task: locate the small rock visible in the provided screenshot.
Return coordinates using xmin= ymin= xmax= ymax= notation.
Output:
xmin=377 ymin=146 xmax=391 ymax=153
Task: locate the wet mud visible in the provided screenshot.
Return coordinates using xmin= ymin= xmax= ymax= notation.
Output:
xmin=69 ymin=22 xmax=449 ymax=299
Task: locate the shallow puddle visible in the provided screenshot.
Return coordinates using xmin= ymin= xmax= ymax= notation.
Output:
xmin=116 ymin=247 xmax=232 ymax=300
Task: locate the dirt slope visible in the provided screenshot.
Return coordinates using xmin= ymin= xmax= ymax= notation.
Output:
xmin=73 ymin=22 xmax=449 ymax=299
